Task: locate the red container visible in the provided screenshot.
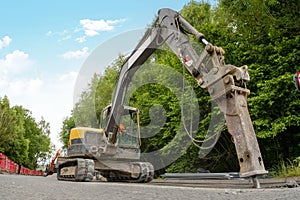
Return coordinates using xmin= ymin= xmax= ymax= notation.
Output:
xmin=1 ymin=153 xmax=40 ymax=176
xmin=16 ymin=164 xmax=20 ymax=174
xmin=8 ymin=160 xmax=16 ymax=173
xmin=0 ymin=153 xmax=7 ymax=171
xmin=13 ymin=163 xmax=18 ymax=174
xmin=20 ymin=166 xmax=25 ymax=175
xmin=8 ymin=160 xmax=12 ymax=173
xmin=25 ymin=168 xmax=30 ymax=175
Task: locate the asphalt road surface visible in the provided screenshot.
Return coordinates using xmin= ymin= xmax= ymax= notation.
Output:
xmin=1 ymin=174 xmax=300 ymax=200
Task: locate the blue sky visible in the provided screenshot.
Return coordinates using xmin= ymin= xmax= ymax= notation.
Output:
xmin=0 ymin=0 xmax=214 ymax=149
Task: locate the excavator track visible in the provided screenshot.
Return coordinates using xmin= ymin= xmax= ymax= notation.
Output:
xmin=57 ymin=158 xmax=154 ymax=183
xmin=102 ymin=162 xmax=154 ymax=183
xmin=57 ymin=158 xmax=94 ymax=182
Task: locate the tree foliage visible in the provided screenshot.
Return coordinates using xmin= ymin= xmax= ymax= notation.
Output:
xmin=0 ymin=96 xmax=51 ymax=169
xmin=59 ymin=116 xmax=75 ymax=149
xmin=217 ymin=0 xmax=300 ymax=167
xmin=59 ymin=56 xmax=123 ymax=148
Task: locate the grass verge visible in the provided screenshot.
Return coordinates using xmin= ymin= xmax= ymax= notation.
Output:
xmin=271 ymin=159 xmax=300 ymax=178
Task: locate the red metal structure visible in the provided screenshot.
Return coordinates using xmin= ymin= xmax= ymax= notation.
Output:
xmin=44 ymin=150 xmax=61 ymax=176
xmin=0 ymin=152 xmax=43 ymax=176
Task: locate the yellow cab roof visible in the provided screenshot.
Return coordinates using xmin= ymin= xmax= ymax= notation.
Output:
xmin=69 ymin=127 xmax=104 ymax=140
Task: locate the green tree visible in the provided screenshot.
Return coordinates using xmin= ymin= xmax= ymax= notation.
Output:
xmin=218 ymin=0 xmax=300 ymax=168
xmin=60 ymin=56 xmax=124 ymax=148
xmin=72 ymin=55 xmax=124 ymax=128
xmin=94 ymin=56 xmax=123 ymax=117
xmin=0 ymin=99 xmax=29 ymax=165
xmin=0 ymin=96 xmax=18 ymax=152
xmin=59 ymin=116 xmax=75 ymax=148
xmin=0 ymin=96 xmax=51 ymax=169
xmin=27 ymin=115 xmax=51 ymax=168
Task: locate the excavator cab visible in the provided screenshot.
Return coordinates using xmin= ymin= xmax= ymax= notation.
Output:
xmin=117 ymin=109 xmax=140 ymax=148
xmin=100 ymin=104 xmax=141 ymax=159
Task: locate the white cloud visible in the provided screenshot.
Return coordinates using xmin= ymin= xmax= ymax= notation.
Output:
xmin=0 ymin=36 xmax=12 ymax=49
xmin=0 ymin=47 xmax=42 ymax=93
xmin=61 ymin=47 xmax=89 ymax=59
xmin=46 ymin=30 xmax=72 ymax=42
xmin=75 ymin=36 xmax=86 ymax=43
xmin=79 ymin=18 xmax=126 ymax=37
xmin=47 ymin=19 xmax=126 ymax=44
xmin=58 ymin=35 xmax=72 ymax=42
xmin=0 ymin=46 xmax=81 ymax=149
xmin=59 ymin=71 xmax=78 ymax=82
xmin=0 ymin=50 xmax=34 ymax=75
xmin=46 ymin=30 xmax=68 ymax=37
xmin=0 ymin=70 xmax=79 ymax=149
xmin=6 ymin=78 xmax=43 ymax=95
xmin=46 ymin=31 xmax=53 ymax=36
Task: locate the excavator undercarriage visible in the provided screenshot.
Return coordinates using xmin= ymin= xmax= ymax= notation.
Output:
xmin=57 ymin=156 xmax=154 ymax=183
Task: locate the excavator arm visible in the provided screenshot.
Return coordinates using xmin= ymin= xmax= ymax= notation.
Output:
xmin=44 ymin=150 xmax=60 ymax=176
xmin=106 ymin=8 xmax=267 ymax=180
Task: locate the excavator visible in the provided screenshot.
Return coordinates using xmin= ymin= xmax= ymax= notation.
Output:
xmin=44 ymin=149 xmax=60 ymax=176
xmin=56 ymin=8 xmax=268 ymax=187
